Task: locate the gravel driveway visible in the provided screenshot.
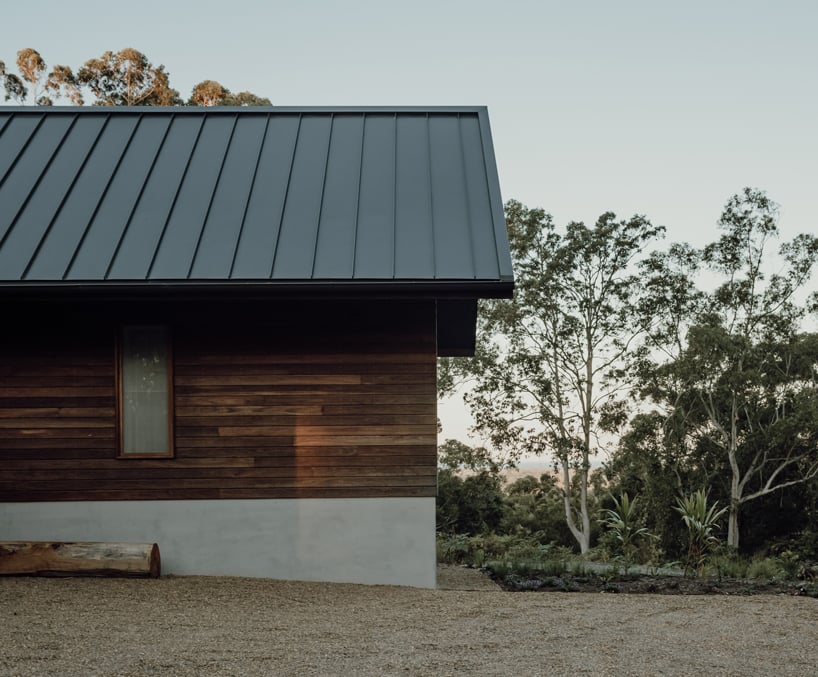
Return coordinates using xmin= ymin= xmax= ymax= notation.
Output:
xmin=2 ymin=569 xmax=817 ymax=676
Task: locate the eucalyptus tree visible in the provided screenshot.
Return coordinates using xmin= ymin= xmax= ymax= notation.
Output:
xmin=0 ymin=48 xmax=82 ymax=104
xmin=3 ymin=47 xmax=271 ymax=108
xmin=189 ymin=80 xmax=271 ymax=106
xmin=441 ymin=200 xmax=663 ymax=552
xmin=640 ymin=189 xmax=818 ymax=549
xmin=77 ymin=48 xmax=181 ymax=106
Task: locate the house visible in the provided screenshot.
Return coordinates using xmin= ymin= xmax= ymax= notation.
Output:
xmin=0 ymin=106 xmax=513 ymax=587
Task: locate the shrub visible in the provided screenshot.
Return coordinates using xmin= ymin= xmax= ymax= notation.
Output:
xmin=598 ymin=492 xmax=654 ymax=568
xmin=747 ymin=557 xmax=786 ymax=581
xmin=675 ymin=489 xmax=727 ymax=576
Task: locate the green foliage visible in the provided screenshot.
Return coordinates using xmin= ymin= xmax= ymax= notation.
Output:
xmin=438 ymin=438 xmax=499 ymax=474
xmin=502 ymin=556 xmax=589 ymax=580
xmin=746 ymin=557 xmax=786 ymax=581
xmin=436 ymin=439 xmax=505 ymax=535
xmin=709 ymin=546 xmax=748 ymax=579
xmin=500 ymin=473 xmax=576 ymax=547
xmin=441 ymin=200 xmax=664 ymax=553
xmin=775 ymin=550 xmax=801 ymax=579
xmin=638 ymin=188 xmax=818 ymax=550
xmin=710 ymin=549 xmax=801 ymax=581
xmin=437 ymin=531 xmax=588 ymax=584
xmin=603 ymin=412 xmax=696 ymax=559
xmin=598 ymin=492 xmax=654 ymax=568
xmin=436 ymin=532 xmax=565 ymax=566
xmin=437 ymin=469 xmax=504 ymax=536
xmin=674 ymin=489 xmax=727 ymax=576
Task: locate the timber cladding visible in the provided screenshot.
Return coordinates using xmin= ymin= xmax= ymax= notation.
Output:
xmin=0 ymin=300 xmax=437 ymax=502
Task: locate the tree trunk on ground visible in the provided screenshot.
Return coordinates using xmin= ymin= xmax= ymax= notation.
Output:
xmin=0 ymin=541 xmax=160 ymax=578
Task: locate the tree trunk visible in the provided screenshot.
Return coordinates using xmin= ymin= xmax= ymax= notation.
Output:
xmin=578 ymin=464 xmax=591 ymax=554
xmin=727 ymin=443 xmax=741 ymax=549
xmin=0 ymin=541 xmax=160 ymax=578
xmin=560 ymin=461 xmax=590 ymax=553
xmin=727 ymin=504 xmax=740 ymax=550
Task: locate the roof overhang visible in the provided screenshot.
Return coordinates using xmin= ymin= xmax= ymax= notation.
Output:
xmin=0 ymin=278 xmax=512 ymax=300
xmin=0 ymin=283 xmax=512 ymax=357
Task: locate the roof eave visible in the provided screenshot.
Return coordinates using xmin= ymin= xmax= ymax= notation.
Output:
xmin=0 ymin=279 xmax=514 ymax=300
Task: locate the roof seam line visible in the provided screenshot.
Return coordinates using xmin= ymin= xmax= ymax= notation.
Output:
xmin=310 ymin=114 xmax=334 ymax=278
xmin=104 ymin=113 xmax=176 ymax=279
xmin=23 ymin=115 xmax=112 ymax=281
xmin=457 ymin=113 xmax=479 ymax=281
xmin=187 ymin=113 xmax=240 ymax=278
xmin=351 ymin=114 xmax=365 ymax=279
xmin=392 ymin=113 xmax=397 ymax=280
xmin=425 ymin=113 xmax=437 ymax=280
xmin=65 ymin=114 xmax=143 ymax=280
xmin=0 ymin=113 xmax=45 ymax=188
xmin=228 ymin=115 xmax=271 ymax=279
xmin=0 ymin=114 xmax=77 ymax=252
xmin=146 ymin=114 xmax=208 ymax=279
xmin=268 ymin=114 xmax=302 ymax=278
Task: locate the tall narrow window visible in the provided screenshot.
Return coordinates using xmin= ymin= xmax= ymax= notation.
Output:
xmin=118 ymin=325 xmax=173 ymax=457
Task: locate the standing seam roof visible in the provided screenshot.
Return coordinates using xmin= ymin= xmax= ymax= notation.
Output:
xmin=0 ymin=106 xmax=513 ymax=290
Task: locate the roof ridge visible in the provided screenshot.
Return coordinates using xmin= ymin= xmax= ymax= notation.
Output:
xmin=0 ymin=105 xmax=489 ymax=115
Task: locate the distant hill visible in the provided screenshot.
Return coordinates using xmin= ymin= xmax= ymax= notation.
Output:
xmin=501 ymin=465 xmax=559 ymax=486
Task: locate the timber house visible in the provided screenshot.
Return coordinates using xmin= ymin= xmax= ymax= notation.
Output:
xmin=0 ymin=106 xmax=513 ymax=587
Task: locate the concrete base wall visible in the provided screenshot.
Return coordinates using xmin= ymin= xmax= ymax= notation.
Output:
xmin=0 ymin=497 xmax=436 ymax=588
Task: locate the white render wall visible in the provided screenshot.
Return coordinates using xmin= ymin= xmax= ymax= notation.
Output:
xmin=0 ymin=497 xmax=436 ymax=588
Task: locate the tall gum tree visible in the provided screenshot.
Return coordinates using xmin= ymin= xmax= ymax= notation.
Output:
xmin=440 ymin=200 xmax=663 ymax=552
xmin=0 ymin=48 xmax=82 ymax=105
xmin=77 ymin=48 xmax=181 ymax=106
xmin=3 ymin=47 xmax=271 ymax=108
xmin=189 ymin=80 xmax=271 ymax=106
xmin=640 ymin=188 xmax=818 ymax=549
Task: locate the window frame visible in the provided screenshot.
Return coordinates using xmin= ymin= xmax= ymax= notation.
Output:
xmin=115 ymin=324 xmax=175 ymax=459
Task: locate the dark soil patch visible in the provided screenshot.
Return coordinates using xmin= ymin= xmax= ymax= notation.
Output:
xmin=494 ymin=572 xmax=818 ymax=596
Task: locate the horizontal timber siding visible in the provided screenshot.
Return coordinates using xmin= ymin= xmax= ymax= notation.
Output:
xmin=0 ymin=300 xmax=437 ymax=501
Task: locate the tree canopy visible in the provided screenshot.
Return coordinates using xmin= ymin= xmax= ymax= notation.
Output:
xmin=1 ymin=48 xmax=82 ymax=105
xmin=638 ymin=188 xmax=818 ymax=548
xmin=440 ymin=200 xmax=664 ymax=552
xmin=189 ymin=80 xmax=271 ymax=107
xmin=76 ymin=48 xmax=180 ymax=106
xmin=1 ymin=48 xmax=270 ymax=107
xmin=441 ymin=188 xmax=818 ymax=558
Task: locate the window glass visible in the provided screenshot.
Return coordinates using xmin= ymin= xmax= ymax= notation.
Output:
xmin=120 ymin=325 xmax=171 ymax=455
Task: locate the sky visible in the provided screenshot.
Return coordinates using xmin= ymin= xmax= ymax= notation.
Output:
xmin=3 ymin=0 xmax=817 ymax=445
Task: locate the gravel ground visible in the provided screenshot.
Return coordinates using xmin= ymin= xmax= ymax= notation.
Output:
xmin=2 ymin=569 xmax=817 ymax=676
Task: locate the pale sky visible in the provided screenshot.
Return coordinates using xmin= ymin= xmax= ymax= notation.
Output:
xmin=3 ymin=0 xmax=817 ymax=443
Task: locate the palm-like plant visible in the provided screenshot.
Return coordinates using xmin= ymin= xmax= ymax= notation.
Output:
xmin=599 ymin=492 xmax=653 ymax=569
xmin=674 ymin=489 xmax=727 ymax=576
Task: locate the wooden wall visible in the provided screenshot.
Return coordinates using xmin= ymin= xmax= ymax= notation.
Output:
xmin=0 ymin=300 xmax=437 ymax=501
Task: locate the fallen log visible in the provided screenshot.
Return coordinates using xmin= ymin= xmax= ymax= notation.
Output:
xmin=0 ymin=541 xmax=160 ymax=578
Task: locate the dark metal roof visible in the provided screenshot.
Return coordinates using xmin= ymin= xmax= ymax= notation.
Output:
xmin=0 ymin=106 xmax=512 ymax=297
